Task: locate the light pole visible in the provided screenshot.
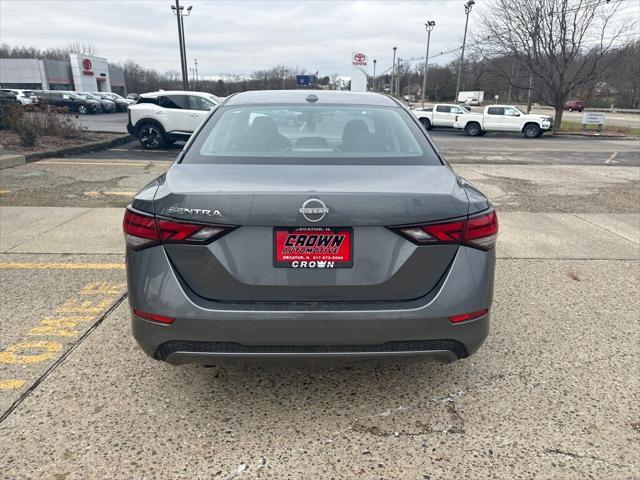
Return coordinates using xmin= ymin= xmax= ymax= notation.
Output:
xmin=454 ymin=0 xmax=474 ymax=102
xmin=396 ymin=57 xmax=401 ymax=97
xmin=193 ymin=58 xmax=198 ymax=90
xmin=421 ymin=21 xmax=435 ymax=108
xmin=171 ymin=1 xmax=192 ymax=91
xmin=391 ymin=46 xmax=397 ymax=96
xmin=372 ymin=59 xmax=377 ymax=92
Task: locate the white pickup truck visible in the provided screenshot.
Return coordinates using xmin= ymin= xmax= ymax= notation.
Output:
xmin=453 ymin=105 xmax=553 ymax=138
xmin=411 ymin=103 xmax=470 ymax=130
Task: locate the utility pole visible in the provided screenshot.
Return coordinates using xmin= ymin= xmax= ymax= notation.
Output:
xmin=171 ymin=0 xmax=192 ymax=90
xmin=194 ymin=58 xmax=198 ymax=90
xmin=526 ymin=73 xmax=534 ymax=113
xmin=455 ymin=0 xmax=474 ymax=102
xmin=391 ymin=46 xmax=397 ymax=96
xmin=527 ymin=6 xmax=540 ymax=113
xmin=372 ymin=59 xmax=377 ymax=92
xmin=396 ymin=57 xmax=401 ymax=97
xmin=421 ymin=21 xmax=435 ymax=108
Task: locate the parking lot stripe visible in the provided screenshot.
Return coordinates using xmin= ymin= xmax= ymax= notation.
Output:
xmin=84 ymin=191 xmax=135 ymax=197
xmin=0 ymin=262 xmax=125 ymax=270
xmin=0 ymin=380 xmax=26 ymax=390
xmin=39 ymin=161 xmax=151 ymax=166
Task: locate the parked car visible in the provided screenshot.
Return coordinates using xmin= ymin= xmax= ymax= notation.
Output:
xmin=124 ymin=90 xmax=498 ymax=365
xmin=563 ymin=100 xmax=585 ymax=112
xmin=453 ymin=105 xmax=553 ymax=138
xmin=93 ymin=92 xmax=129 ymax=111
xmin=0 ymin=90 xmax=19 ymax=105
xmin=65 ymin=92 xmax=102 ymax=113
xmin=412 ymin=103 xmax=470 ymax=130
xmin=75 ymin=92 xmax=116 ymax=113
xmin=1 ymin=89 xmax=37 ymax=105
xmin=127 ymin=90 xmax=220 ymax=148
xmin=38 ymin=91 xmax=98 ymax=114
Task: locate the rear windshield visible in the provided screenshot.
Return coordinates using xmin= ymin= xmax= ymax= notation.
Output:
xmin=182 ymin=104 xmax=441 ymax=166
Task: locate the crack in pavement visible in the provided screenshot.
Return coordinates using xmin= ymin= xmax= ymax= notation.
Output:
xmin=543 ymin=448 xmax=634 ymax=469
xmin=0 ymin=293 xmax=128 ymax=425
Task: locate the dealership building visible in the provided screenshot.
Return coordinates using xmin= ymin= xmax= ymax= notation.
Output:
xmin=0 ymin=54 xmax=126 ymax=95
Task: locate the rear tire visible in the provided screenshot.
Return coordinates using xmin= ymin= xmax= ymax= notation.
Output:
xmin=419 ymin=118 xmax=432 ymax=130
xmin=569 ymin=107 xmax=573 ymax=112
xmin=465 ymin=122 xmax=482 ymax=136
xmin=523 ymin=123 xmax=541 ymax=138
xmin=137 ymin=122 xmax=166 ymax=149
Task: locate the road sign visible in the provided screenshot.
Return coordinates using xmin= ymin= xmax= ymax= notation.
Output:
xmin=296 ymin=75 xmax=316 ymax=87
xmin=581 ymin=112 xmax=605 ymax=125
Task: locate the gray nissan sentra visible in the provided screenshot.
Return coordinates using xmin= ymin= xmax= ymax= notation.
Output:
xmin=124 ymin=90 xmax=498 ymax=365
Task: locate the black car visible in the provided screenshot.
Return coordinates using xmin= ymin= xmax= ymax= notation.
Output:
xmin=0 ymin=90 xmax=19 ymax=105
xmin=93 ymin=92 xmax=129 ymax=112
xmin=38 ymin=91 xmax=97 ymax=114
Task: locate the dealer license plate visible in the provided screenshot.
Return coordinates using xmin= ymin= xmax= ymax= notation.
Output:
xmin=273 ymin=227 xmax=353 ymax=268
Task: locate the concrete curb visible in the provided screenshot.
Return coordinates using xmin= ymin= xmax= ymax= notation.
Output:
xmin=555 ymin=132 xmax=639 ymax=140
xmin=0 ymin=153 xmax=27 ymax=170
xmin=24 ymin=134 xmax=134 ymax=163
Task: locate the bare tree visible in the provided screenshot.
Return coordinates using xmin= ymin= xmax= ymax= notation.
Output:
xmin=64 ymin=41 xmax=98 ymax=57
xmin=474 ymin=0 xmax=633 ymax=131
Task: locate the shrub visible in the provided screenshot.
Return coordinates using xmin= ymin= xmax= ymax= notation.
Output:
xmin=17 ymin=122 xmax=39 ymax=146
xmin=1 ymin=102 xmax=87 ymax=146
xmin=0 ymin=103 xmax=22 ymax=130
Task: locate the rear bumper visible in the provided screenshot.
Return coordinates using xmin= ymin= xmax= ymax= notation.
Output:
xmin=127 ymin=245 xmax=495 ymax=364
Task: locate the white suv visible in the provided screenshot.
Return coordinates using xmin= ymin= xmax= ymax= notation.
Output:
xmin=127 ymin=91 xmax=221 ymax=148
xmin=1 ymin=89 xmax=37 ymax=105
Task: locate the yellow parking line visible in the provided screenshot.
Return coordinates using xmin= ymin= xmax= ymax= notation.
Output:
xmin=0 ymin=380 xmax=26 ymax=390
xmin=85 ymin=191 xmax=135 ymax=197
xmin=39 ymin=161 xmax=151 ymax=166
xmin=0 ymin=262 xmax=125 ymax=270
xmin=0 ymin=190 xmax=10 ymax=195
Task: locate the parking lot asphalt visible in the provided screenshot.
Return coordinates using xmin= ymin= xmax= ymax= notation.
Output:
xmin=0 ymin=135 xmax=639 ymax=479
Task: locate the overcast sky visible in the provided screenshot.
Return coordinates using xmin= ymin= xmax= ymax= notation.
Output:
xmin=1 ymin=0 xmax=638 ymax=78
xmin=0 ymin=0 xmax=489 ymax=77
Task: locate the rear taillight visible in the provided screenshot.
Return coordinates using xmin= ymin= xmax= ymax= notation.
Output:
xmin=397 ymin=210 xmax=498 ymax=251
xmin=123 ymin=208 xmax=158 ymax=250
xmin=464 ymin=210 xmax=498 ymax=250
xmin=123 ymin=207 xmax=232 ymax=250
